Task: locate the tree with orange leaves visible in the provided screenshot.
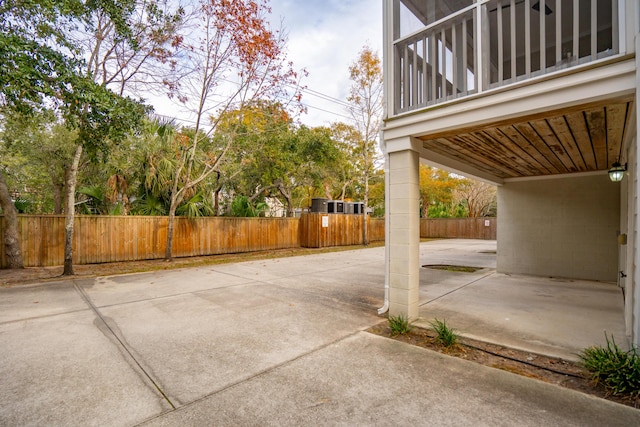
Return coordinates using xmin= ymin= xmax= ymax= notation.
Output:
xmin=346 ymin=45 xmax=383 ymax=245
xmin=162 ymin=0 xmax=304 ymax=260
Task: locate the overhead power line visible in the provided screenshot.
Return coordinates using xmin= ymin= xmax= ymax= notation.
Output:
xmin=301 ymin=87 xmax=352 ymax=109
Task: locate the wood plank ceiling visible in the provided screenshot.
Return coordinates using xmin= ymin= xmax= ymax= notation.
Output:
xmin=418 ymin=98 xmax=634 ymax=180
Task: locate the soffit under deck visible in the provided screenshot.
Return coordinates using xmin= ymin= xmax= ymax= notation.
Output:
xmin=417 ymin=98 xmax=635 ymax=180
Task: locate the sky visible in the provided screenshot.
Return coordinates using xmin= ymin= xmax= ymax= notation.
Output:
xmin=267 ymin=0 xmax=383 ymax=127
xmin=152 ymin=0 xmax=383 ymax=129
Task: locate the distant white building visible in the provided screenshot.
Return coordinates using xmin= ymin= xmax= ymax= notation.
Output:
xmin=264 ymin=197 xmax=286 ymax=217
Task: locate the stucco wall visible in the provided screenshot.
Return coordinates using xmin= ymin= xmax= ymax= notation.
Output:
xmin=497 ymin=174 xmax=620 ymax=282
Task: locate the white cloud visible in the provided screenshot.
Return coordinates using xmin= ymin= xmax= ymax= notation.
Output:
xmin=269 ymin=0 xmax=383 ymax=127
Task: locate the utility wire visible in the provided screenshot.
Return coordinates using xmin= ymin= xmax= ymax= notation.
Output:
xmin=152 ymin=87 xmax=355 ymax=126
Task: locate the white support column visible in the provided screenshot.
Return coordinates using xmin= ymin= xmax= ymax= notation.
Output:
xmin=387 ymin=137 xmax=421 ymax=319
xmin=633 ymin=31 xmax=640 ymax=347
xmin=627 ymin=136 xmax=637 ymax=345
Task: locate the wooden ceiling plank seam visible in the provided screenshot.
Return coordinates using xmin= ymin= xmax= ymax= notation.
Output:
xmin=606 ymin=102 xmax=629 ymax=165
xmin=513 ymin=123 xmax=567 ymax=174
xmin=448 ymin=134 xmax=512 ymax=168
xmin=494 ymin=127 xmax=554 ymax=172
xmin=423 ymin=138 xmax=515 ymax=178
xmin=422 ymin=141 xmax=512 ymax=180
xmin=564 ymin=111 xmax=598 ymax=170
xmin=476 ymin=129 xmax=539 ymax=172
xmin=550 ymin=115 xmax=589 ymax=171
xmin=421 ymin=140 xmax=505 ymax=178
xmin=561 ymin=115 xmax=590 ymax=171
xmin=527 ymin=119 xmax=576 ymax=173
xmin=483 ymin=127 xmax=550 ymax=175
xmin=531 ymin=118 xmax=581 ymax=172
xmin=465 ymin=131 xmax=532 ymax=176
xmin=497 ymin=125 xmax=556 ymax=174
xmin=431 ymin=136 xmax=507 ymax=171
xmin=450 ymin=134 xmax=526 ymax=177
xmin=584 ymin=107 xmax=607 ymax=170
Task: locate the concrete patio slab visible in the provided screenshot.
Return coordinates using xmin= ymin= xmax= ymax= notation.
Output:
xmin=83 ymin=267 xmax=257 ymax=307
xmin=415 ymin=240 xmax=626 ymax=359
xmin=94 ymin=282 xmax=380 ymax=405
xmin=141 ymin=332 xmax=639 ymax=427
xmin=0 ymin=281 xmax=88 ymax=323
xmin=0 ymin=309 xmax=169 ymax=426
xmin=0 ymin=240 xmax=636 ymax=426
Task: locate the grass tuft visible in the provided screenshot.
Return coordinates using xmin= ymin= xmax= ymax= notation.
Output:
xmin=388 ymin=314 xmax=412 ymax=336
xmin=429 ymin=318 xmax=459 ymax=348
xmin=579 ymin=333 xmax=640 ymax=397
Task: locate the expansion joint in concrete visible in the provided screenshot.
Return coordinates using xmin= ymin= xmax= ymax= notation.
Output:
xmin=419 ymin=271 xmax=496 ymax=307
xmin=72 ymin=281 xmax=177 ymax=410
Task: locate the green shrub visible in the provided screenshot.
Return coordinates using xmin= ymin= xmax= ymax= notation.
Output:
xmin=579 ymin=334 xmax=640 ymax=397
xmin=388 ymin=314 xmax=412 ymax=336
xmin=429 ymin=318 xmax=458 ymax=348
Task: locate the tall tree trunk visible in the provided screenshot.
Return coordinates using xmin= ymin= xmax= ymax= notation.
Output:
xmin=63 ymin=144 xmax=83 ymax=275
xmin=213 ymin=189 xmax=220 ymax=216
xmin=323 ymin=182 xmax=332 ymax=200
xmin=286 ymin=198 xmax=293 ymax=217
xmin=278 ymin=184 xmax=293 ymax=218
xmin=0 ymin=171 xmax=23 ymax=269
xmin=362 ymin=171 xmax=369 ymax=246
xmin=340 ymin=181 xmax=350 ymax=201
xmin=165 ymin=191 xmax=179 ymax=261
xmin=53 ymin=182 xmax=64 ymax=214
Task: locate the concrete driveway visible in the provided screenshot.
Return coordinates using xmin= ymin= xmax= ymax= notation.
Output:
xmin=415 ymin=239 xmax=629 ymax=359
xmin=0 ymin=240 xmax=637 ymax=426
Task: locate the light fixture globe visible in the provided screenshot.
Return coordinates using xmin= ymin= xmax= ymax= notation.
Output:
xmin=609 ymin=162 xmax=626 ymax=182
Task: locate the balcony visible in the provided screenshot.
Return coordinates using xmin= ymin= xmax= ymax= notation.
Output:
xmin=390 ymin=0 xmax=619 ymax=116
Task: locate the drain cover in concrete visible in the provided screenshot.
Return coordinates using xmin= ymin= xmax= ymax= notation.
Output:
xmin=422 ymin=265 xmax=482 ymax=273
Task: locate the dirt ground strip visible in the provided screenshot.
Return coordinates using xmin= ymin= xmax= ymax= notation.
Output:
xmin=367 ymin=323 xmax=640 ymax=409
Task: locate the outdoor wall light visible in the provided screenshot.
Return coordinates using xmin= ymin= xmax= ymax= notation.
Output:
xmin=609 ymin=162 xmax=626 ymax=182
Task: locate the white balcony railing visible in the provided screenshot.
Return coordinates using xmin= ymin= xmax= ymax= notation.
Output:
xmin=392 ymin=0 xmax=619 ymax=115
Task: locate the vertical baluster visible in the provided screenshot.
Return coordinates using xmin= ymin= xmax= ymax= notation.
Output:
xmin=573 ymin=0 xmax=579 ymax=61
xmin=590 ymin=0 xmax=597 ymax=59
xmin=497 ymin=0 xmax=503 ymax=84
xmin=462 ymin=18 xmax=468 ymax=93
xmin=431 ymin=34 xmax=437 ymax=103
xmin=540 ymin=0 xmax=545 ymax=71
xmin=403 ymin=44 xmax=410 ymax=110
xmin=525 ymin=0 xmax=531 ymax=76
xmin=612 ymin=0 xmax=619 ymax=53
xmin=555 ymin=0 xmax=561 ymax=65
xmin=452 ymin=20 xmax=458 ymax=98
xmin=477 ymin=2 xmax=485 ymax=93
xmin=411 ymin=40 xmax=418 ymax=107
xmin=510 ymin=0 xmax=516 ymax=80
xmin=441 ymin=27 xmax=446 ymax=99
xmin=422 ymin=35 xmax=428 ymax=107
xmin=394 ymin=45 xmax=401 ymax=112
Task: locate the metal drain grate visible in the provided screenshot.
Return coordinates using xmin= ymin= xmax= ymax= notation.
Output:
xmin=422 ymin=264 xmax=482 ymax=273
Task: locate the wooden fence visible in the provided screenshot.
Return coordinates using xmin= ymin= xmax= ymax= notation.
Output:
xmin=0 ymin=215 xmax=300 ymax=267
xmin=420 ymin=218 xmax=497 ymax=240
xmin=0 ymin=215 xmax=492 ymax=267
xmin=299 ymin=214 xmax=384 ymax=248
